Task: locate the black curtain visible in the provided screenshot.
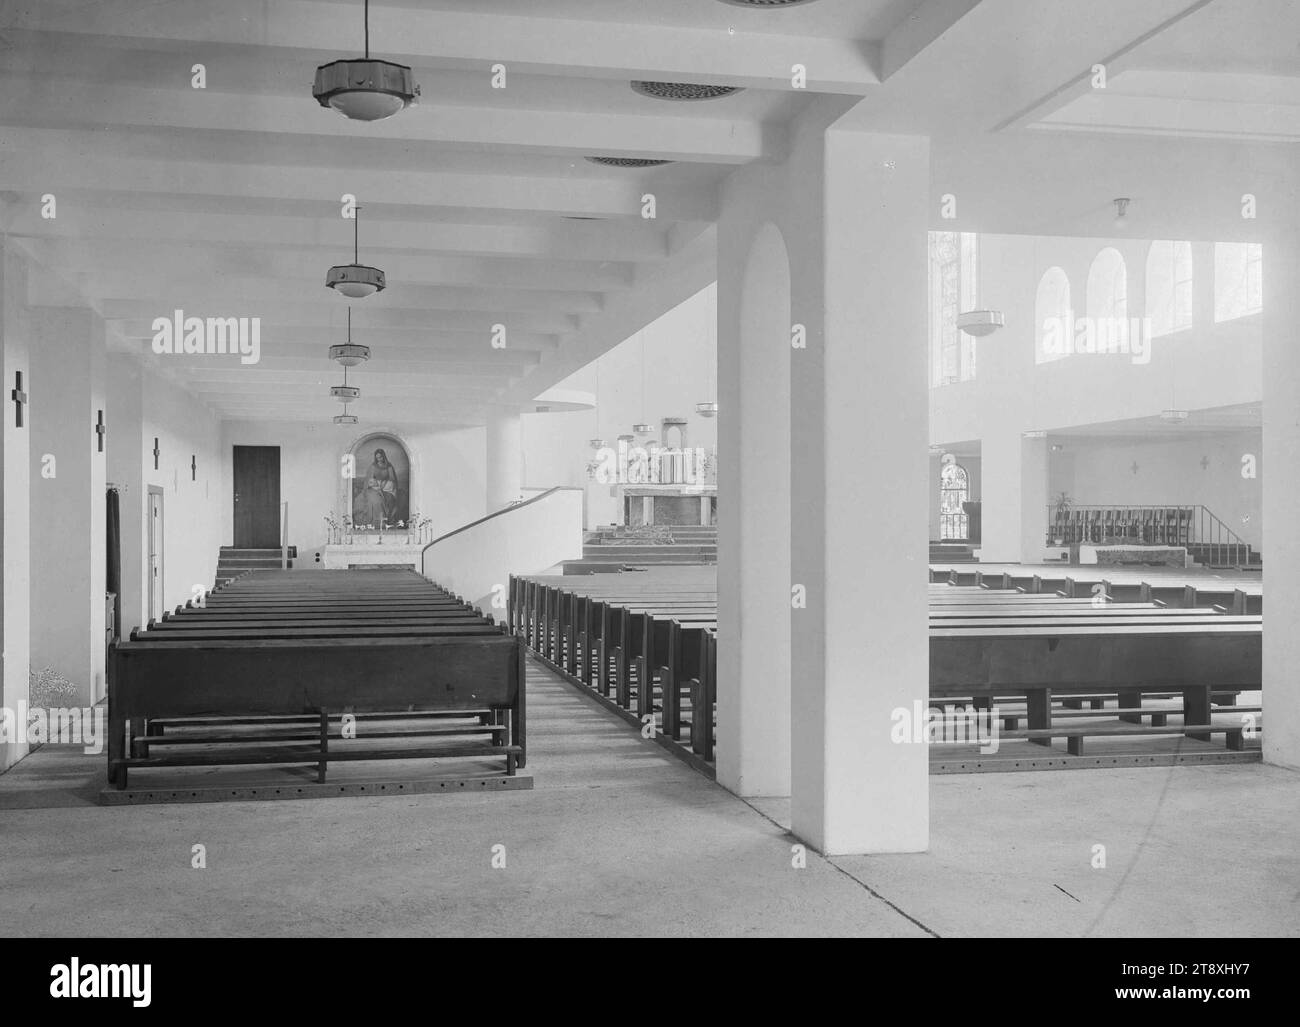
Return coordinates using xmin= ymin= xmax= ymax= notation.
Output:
xmin=105 ymin=488 xmax=121 ymax=643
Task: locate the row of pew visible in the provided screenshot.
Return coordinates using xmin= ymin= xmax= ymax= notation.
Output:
xmin=511 ymin=571 xmax=1263 ymax=764
xmin=509 ymin=575 xmax=717 ymax=761
xmin=107 ymin=569 xmax=526 ymax=789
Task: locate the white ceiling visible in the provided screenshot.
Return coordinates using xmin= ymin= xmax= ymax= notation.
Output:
xmin=0 ymin=0 xmax=1292 ymax=424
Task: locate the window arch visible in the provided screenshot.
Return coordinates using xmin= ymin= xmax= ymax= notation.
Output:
xmin=1214 ymin=242 xmax=1263 ymax=322
xmin=1145 ymin=240 xmax=1193 ymax=336
xmin=939 ymin=462 xmax=970 ymax=540
xmin=1035 ymin=266 xmax=1071 ymax=363
xmin=1086 ymin=247 xmax=1128 ymax=323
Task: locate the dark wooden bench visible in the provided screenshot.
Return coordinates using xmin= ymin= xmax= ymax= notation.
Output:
xmin=108 ymin=571 xmax=526 ymax=788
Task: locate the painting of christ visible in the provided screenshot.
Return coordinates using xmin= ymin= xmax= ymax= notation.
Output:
xmin=349 ymin=435 xmax=410 ymax=529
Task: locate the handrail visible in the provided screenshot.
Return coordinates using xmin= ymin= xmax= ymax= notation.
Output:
xmin=421 ymin=486 xmax=584 ymax=556
xmin=1043 ymin=503 xmax=1254 ymax=564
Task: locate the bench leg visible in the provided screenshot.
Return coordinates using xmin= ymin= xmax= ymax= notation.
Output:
xmin=615 ymin=646 xmax=630 ymax=709
xmin=107 ymin=711 xmax=127 ymax=789
xmin=317 ymin=710 xmax=328 ymax=784
xmin=1063 ymin=698 xmax=1083 ymax=710
xmin=1027 ymin=690 xmax=1052 ymax=747
xmin=661 ymin=665 xmax=678 ymax=740
xmin=1117 ymin=689 xmax=1142 ymax=725
xmin=1183 ymin=686 xmax=1211 ymax=742
xmin=1089 ymin=697 xmax=1104 ymax=710
xmin=634 ymin=655 xmax=652 ymax=719
xmin=1067 ymin=735 xmax=1084 ymax=756
xmin=1225 ymin=728 xmax=1245 ymax=751
xmin=1150 ymin=712 xmax=1168 ymax=727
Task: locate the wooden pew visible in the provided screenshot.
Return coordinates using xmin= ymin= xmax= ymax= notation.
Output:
xmin=109 ymin=571 xmax=526 ymax=788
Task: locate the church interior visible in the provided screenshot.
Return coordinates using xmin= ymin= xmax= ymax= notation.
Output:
xmin=0 ymin=0 xmax=1296 ymax=939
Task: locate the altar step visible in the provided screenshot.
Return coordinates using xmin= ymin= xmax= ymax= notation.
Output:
xmin=215 ymin=546 xmax=297 ymax=586
xmin=930 ymin=542 xmax=976 ymax=563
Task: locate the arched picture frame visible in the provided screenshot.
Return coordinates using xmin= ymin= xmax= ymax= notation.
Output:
xmin=345 ymin=432 xmax=412 ymax=531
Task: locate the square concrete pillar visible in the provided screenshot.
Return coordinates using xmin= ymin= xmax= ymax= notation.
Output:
xmin=1 ymin=245 xmax=32 ymax=770
xmin=790 ymin=130 xmax=931 ymax=854
xmin=1263 ymin=229 xmax=1299 ymax=769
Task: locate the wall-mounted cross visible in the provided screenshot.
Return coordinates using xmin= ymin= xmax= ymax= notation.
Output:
xmin=11 ymin=371 xmax=27 ymax=428
xmin=1200 ymin=456 xmax=1210 ymax=470
xmin=191 ymin=454 xmax=197 ymax=481
xmin=95 ymin=410 xmax=106 ymax=453
xmin=153 ymin=437 xmax=160 ymax=470
xmin=1130 ymin=461 xmax=1139 ymax=475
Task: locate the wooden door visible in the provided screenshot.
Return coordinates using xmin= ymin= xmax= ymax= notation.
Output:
xmin=147 ymin=487 xmax=164 ymax=622
xmin=233 ymin=445 xmax=281 ymax=548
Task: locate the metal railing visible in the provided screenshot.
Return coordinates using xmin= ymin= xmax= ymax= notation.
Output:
xmin=1044 ymin=504 xmax=1256 ymax=566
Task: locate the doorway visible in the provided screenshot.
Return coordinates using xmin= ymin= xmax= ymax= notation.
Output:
xmin=147 ymin=486 xmax=164 ymax=623
xmin=233 ymin=445 xmax=281 ymax=548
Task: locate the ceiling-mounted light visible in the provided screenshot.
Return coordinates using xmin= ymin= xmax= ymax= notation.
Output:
xmin=584 ymin=156 xmax=675 ymax=168
xmin=696 ymin=401 xmax=718 ymax=418
xmin=1160 ymin=409 xmax=1189 ymax=423
xmin=327 ymin=205 xmax=386 ymax=298
xmin=589 ymin=438 xmax=607 ymax=450
xmin=1113 ymin=197 xmax=1131 ymax=231
xmin=334 ymin=407 xmax=359 ymax=425
xmin=313 ymin=0 xmax=419 ymax=122
xmin=631 ymin=82 xmax=743 ymax=102
xmin=633 ymin=423 xmax=654 ymax=435
xmin=331 ymin=385 xmax=361 ymax=403
xmin=329 ymin=308 xmax=371 ymax=366
xmin=957 ymin=310 xmax=1006 ymax=337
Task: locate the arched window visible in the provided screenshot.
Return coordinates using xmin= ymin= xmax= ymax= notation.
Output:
xmin=939 ymin=462 xmax=970 ymax=540
xmin=1086 ymin=247 xmax=1128 ymax=322
xmin=1035 ymin=266 xmax=1071 ymax=363
xmin=1145 ymin=240 xmax=1193 ymax=336
xmin=1214 ymin=242 xmax=1263 ymax=322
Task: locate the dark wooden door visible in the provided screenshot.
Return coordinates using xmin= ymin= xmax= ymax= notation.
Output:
xmin=233 ymin=445 xmax=281 ymax=548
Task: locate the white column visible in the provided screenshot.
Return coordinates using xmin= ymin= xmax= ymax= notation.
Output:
xmin=28 ymin=303 xmax=107 ymax=707
xmin=980 ymin=432 xmax=1047 ymax=564
xmin=716 ymin=219 xmax=792 ymax=797
xmin=790 ymin=129 xmax=930 ymax=854
xmin=485 ymin=408 xmax=522 ymax=512
xmin=1263 ymin=225 xmax=1299 ymax=769
xmin=1020 ymin=436 xmax=1049 ymax=563
xmin=1 ymin=245 xmax=32 ymax=770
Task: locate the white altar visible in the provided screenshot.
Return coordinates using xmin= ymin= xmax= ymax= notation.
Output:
xmin=1078 ymin=544 xmax=1188 ymax=568
xmin=322 ymin=541 xmax=425 ymax=570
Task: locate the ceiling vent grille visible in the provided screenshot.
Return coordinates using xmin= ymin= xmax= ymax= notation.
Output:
xmin=585 ymin=156 xmax=675 ymax=168
xmin=631 ymin=81 xmax=742 ymax=101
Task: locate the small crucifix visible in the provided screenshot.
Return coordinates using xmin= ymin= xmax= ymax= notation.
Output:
xmin=1130 ymin=461 xmax=1139 ymax=475
xmin=153 ymin=437 xmax=160 ymax=470
xmin=191 ymin=454 xmax=197 ymax=481
xmin=1200 ymin=455 xmax=1210 ymax=470
xmin=95 ymin=410 xmax=106 ymax=453
xmin=11 ymin=371 xmax=27 ymax=428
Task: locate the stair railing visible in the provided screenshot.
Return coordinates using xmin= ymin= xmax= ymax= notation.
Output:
xmin=1042 ymin=503 xmax=1254 ymax=565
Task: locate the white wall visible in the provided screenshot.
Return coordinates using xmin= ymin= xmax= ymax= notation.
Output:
xmin=219 ymin=420 xmax=486 ymax=553
xmin=422 ymin=487 xmax=584 ymax=618
xmin=139 ymin=371 xmax=224 ymax=629
xmin=1060 ymin=431 xmax=1262 ymax=549
xmin=524 ymin=283 xmax=719 ymax=529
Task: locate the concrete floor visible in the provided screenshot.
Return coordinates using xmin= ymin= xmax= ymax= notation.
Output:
xmin=0 ymin=659 xmax=1295 ymax=937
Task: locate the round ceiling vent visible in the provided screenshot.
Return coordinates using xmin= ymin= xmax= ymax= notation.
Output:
xmin=585 ymin=156 xmax=675 ymax=168
xmin=631 ymin=81 xmax=742 ymax=101
xmin=717 ymin=0 xmax=820 ymax=6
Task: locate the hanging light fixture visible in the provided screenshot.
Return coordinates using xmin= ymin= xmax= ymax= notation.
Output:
xmin=329 ymin=308 xmax=371 ymax=366
xmin=313 ymin=0 xmax=420 ymax=122
xmin=330 ymin=351 xmax=361 ymax=404
xmin=696 ymin=342 xmax=718 ymax=418
xmin=334 ymin=406 xmax=359 ymax=426
xmin=327 ymin=206 xmax=386 ymax=298
xmin=589 ymin=358 xmax=606 ymax=449
xmin=633 ymin=332 xmax=654 ymax=434
xmin=1112 ymin=197 xmax=1131 ymax=231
